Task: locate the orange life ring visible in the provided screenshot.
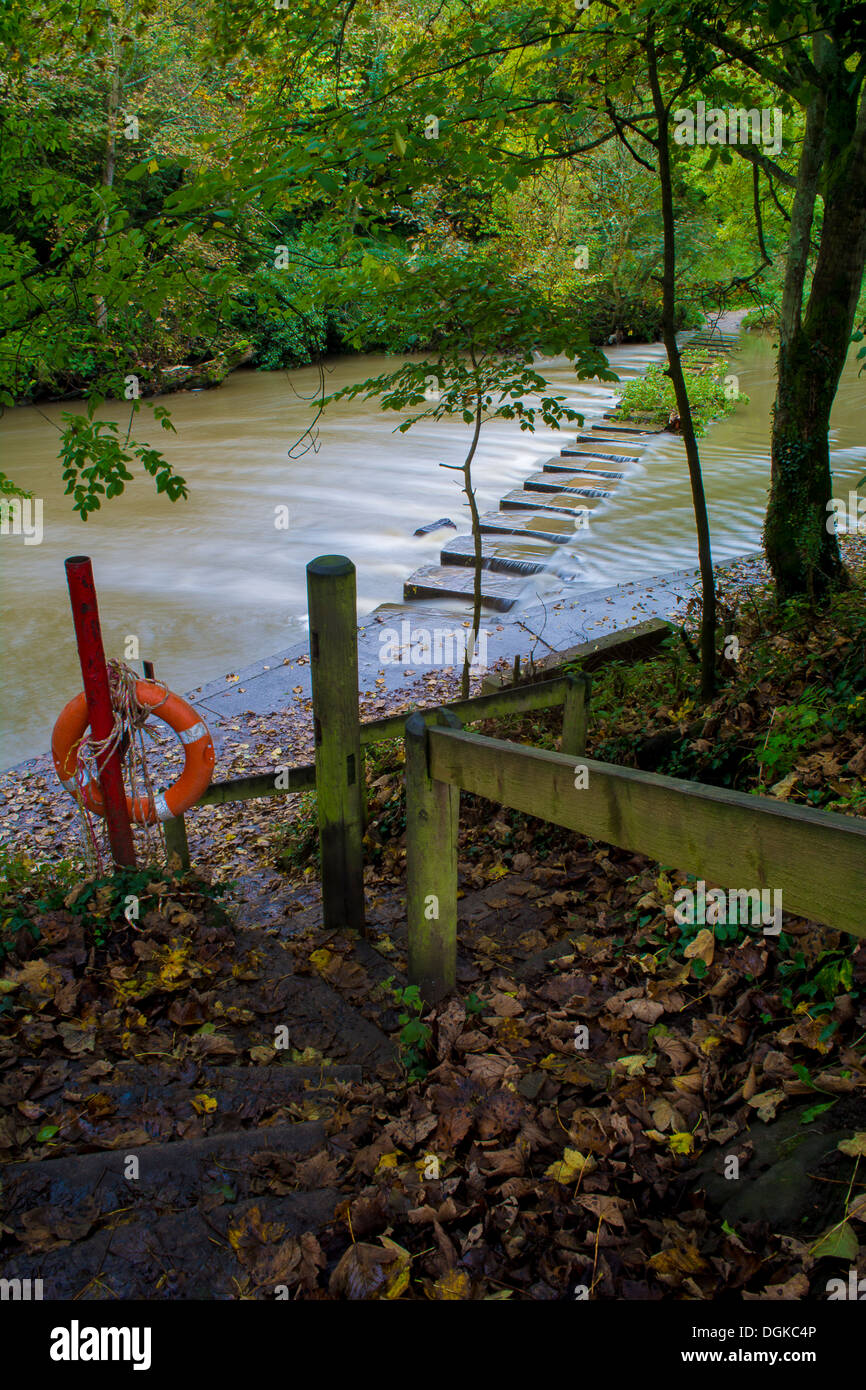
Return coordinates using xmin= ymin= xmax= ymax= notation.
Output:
xmin=52 ymin=680 xmax=215 ymax=824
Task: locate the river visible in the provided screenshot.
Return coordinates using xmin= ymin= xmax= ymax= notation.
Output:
xmin=1 ymin=333 xmax=864 ymax=769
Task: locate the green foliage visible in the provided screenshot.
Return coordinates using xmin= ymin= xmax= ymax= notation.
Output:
xmin=59 ymin=403 xmax=184 ymax=518
xmin=0 ymin=856 xmax=230 ymax=962
xmin=383 ymin=978 xmax=433 ymax=1081
xmin=616 ymin=364 xmax=748 ymax=434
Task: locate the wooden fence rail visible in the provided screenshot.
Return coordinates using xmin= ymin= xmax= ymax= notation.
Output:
xmin=406 ymin=718 xmax=866 ymax=1003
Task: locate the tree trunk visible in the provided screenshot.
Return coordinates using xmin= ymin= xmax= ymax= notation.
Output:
xmin=461 ymin=379 xmax=484 ymax=700
xmin=646 ymin=40 xmax=717 ymax=699
xmin=765 ymin=65 xmax=866 ymax=600
xmin=95 ymin=20 xmax=122 ymax=333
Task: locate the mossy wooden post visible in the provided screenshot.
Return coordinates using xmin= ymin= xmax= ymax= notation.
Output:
xmin=307 ymin=555 xmax=366 ymax=935
xmin=561 ymin=672 xmax=590 ymax=756
xmin=164 ymin=815 xmax=190 ymax=871
xmin=405 ymin=709 xmax=461 ymax=1006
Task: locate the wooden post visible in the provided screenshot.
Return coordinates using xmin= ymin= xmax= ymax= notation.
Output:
xmin=306 ymin=555 xmax=365 ymax=935
xmin=561 ymin=672 xmax=591 ymax=756
xmin=64 ymin=556 xmax=136 ymax=868
xmin=164 ymin=815 xmax=190 ymax=872
xmin=405 ymin=709 xmax=461 ymax=1006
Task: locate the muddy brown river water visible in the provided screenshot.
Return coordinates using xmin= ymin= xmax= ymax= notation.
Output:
xmin=1 ymin=334 xmax=863 ymax=768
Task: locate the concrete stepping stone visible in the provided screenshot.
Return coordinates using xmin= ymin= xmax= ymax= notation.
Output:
xmin=525 ymin=471 xmax=615 ymax=497
xmin=439 ymin=533 xmax=552 ymax=574
xmin=561 ymin=445 xmax=641 ymax=464
xmin=404 ymin=564 xmax=526 ymax=610
xmin=501 ymin=490 xmax=592 ymax=520
xmin=477 ymin=511 xmax=578 ymax=542
xmin=592 ymin=422 xmax=663 ymax=435
xmin=538 ymin=465 xmax=615 ymax=492
xmin=537 ymin=456 xmax=624 ymax=478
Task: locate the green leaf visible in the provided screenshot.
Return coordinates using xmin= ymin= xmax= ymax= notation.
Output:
xmin=810 ymin=1221 xmax=859 ymax=1260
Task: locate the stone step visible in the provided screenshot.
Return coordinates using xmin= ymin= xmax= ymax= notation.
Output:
xmin=538 ymin=456 xmax=625 ymax=478
xmin=0 ymin=1189 xmax=341 ymax=1300
xmin=51 ymin=1063 xmax=364 ymax=1134
xmin=439 ymin=533 xmax=552 ymax=574
xmin=540 ymin=462 xmax=614 ymax=488
xmin=2 ymin=1119 xmax=328 ymax=1218
xmin=592 ymin=422 xmax=663 ymax=436
xmin=561 ymin=446 xmax=640 ymax=464
xmin=525 ymin=478 xmax=614 ymax=500
xmin=525 ymin=471 xmax=613 ymax=498
xmin=477 ymin=511 xmax=578 ymax=542
xmin=575 ymin=430 xmax=650 ymax=447
xmin=404 ymin=564 xmax=526 ymax=610
xmin=501 ymin=489 xmax=591 ymax=520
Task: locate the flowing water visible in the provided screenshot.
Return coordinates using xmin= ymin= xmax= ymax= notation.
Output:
xmin=1 ymin=334 xmax=863 ymax=769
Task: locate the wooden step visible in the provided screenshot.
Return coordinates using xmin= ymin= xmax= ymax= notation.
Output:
xmin=478 ymin=511 xmax=577 ymax=542
xmin=526 ymin=471 xmax=612 ymax=497
xmin=439 ymin=533 xmax=552 ymax=574
xmin=404 ymin=564 xmax=525 ymax=610
xmin=502 ymin=489 xmax=592 ymax=520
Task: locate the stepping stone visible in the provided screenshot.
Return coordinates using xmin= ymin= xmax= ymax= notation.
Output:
xmin=526 ymin=471 xmax=611 ymax=497
xmin=502 ymin=489 xmax=591 ymax=520
xmin=414 ymin=516 xmax=456 ymax=536
xmin=404 ymin=564 xmax=525 ymax=610
xmin=561 ymin=446 xmax=640 ymax=464
xmin=574 ymin=435 xmax=647 ymax=451
xmin=592 ymin=422 xmax=662 ymax=435
xmin=440 ymin=533 xmax=552 ymax=574
xmin=478 ymin=511 xmax=577 ymax=542
xmin=530 ymin=461 xmax=619 ymax=483
xmin=539 ymin=465 xmax=614 ymax=493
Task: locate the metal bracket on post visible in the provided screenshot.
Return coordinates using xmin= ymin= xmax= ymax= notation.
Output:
xmin=306 ymin=555 xmax=366 ymax=936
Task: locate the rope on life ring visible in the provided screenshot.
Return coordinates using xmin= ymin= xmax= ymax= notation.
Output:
xmin=52 ymin=679 xmax=215 ymax=825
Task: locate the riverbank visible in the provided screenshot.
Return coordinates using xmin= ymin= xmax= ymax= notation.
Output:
xmin=3 ymin=536 xmax=865 ymax=881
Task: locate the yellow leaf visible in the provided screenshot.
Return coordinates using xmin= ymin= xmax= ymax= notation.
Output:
xmin=378 ymin=1236 xmax=412 ymax=1299
xmin=486 ymin=863 xmax=509 ymax=882
xmin=545 ymin=1148 xmax=596 ymax=1183
xmin=430 ymin=1268 xmax=471 ymax=1300
xmin=616 ymin=1052 xmax=656 ymax=1077
xmin=375 ymin=1151 xmax=401 ymax=1174
xmin=191 ymin=1093 xmax=217 ymax=1114
xmin=683 ymin=928 xmax=714 ymax=966
xmin=309 ymin=948 xmax=333 ymax=973
xmin=669 ymin=1131 xmax=695 ymax=1155
xmin=656 ymin=872 xmax=674 ymax=903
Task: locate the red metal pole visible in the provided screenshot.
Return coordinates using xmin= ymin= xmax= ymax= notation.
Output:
xmin=64 ymin=556 xmax=136 ymax=868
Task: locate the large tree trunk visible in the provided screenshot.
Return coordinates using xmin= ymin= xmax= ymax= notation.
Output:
xmin=764 ymin=51 xmax=866 ymax=600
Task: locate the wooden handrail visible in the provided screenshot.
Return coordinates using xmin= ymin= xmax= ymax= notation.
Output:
xmin=404 ymin=720 xmax=866 ymax=1002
